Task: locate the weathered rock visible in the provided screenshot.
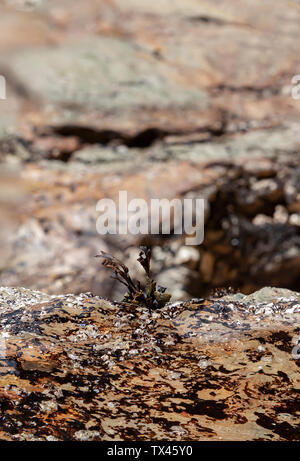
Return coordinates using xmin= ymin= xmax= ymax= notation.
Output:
xmin=0 ymin=150 xmax=299 ymax=299
xmin=0 ymin=3 xmax=299 ymax=441
xmin=1 ymin=0 xmax=300 ymax=138
xmin=0 ymin=0 xmax=299 ymax=299
xmin=0 ymin=286 xmax=299 ymax=441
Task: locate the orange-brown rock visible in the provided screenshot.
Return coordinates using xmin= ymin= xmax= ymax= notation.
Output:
xmin=0 ymin=286 xmax=299 ymax=441
xmin=0 ymin=1 xmax=299 ymax=299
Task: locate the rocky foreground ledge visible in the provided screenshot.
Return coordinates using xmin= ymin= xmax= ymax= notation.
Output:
xmin=0 ymin=287 xmax=299 ymax=441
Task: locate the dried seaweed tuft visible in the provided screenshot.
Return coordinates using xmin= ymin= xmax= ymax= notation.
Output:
xmin=95 ymin=247 xmax=171 ymax=309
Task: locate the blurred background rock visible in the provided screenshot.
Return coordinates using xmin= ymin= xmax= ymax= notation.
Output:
xmin=0 ymin=0 xmax=299 ymax=299
xmin=0 ymin=167 xmax=27 ymax=270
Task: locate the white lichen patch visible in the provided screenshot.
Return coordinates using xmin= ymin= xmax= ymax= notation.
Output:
xmin=74 ymin=430 xmax=101 ymax=441
xmin=0 ymin=287 xmax=51 ymax=311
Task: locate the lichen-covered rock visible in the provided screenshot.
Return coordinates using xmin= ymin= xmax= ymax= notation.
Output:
xmin=0 ymin=286 xmax=299 ymax=441
xmin=0 ymin=0 xmax=300 ymax=299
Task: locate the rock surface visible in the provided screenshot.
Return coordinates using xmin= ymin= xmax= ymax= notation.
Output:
xmin=1 ymin=0 xmax=300 ymax=135
xmin=0 ymin=150 xmax=299 ymax=300
xmin=0 ymin=286 xmax=299 ymax=441
xmin=0 ymin=1 xmax=299 ymax=298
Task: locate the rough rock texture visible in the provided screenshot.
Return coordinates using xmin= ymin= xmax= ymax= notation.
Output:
xmin=0 ymin=286 xmax=299 ymax=441
xmin=0 ymin=150 xmax=299 ymax=299
xmin=0 ymin=0 xmax=299 ymax=299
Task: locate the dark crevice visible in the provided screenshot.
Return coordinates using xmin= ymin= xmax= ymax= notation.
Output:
xmin=51 ymin=118 xmax=230 ymax=151
xmin=1 ymin=119 xmax=236 ymax=164
xmin=53 ymin=126 xmax=126 ymax=145
xmin=52 ymin=125 xmax=169 ymax=149
xmin=127 ymin=128 xmax=167 ymax=147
